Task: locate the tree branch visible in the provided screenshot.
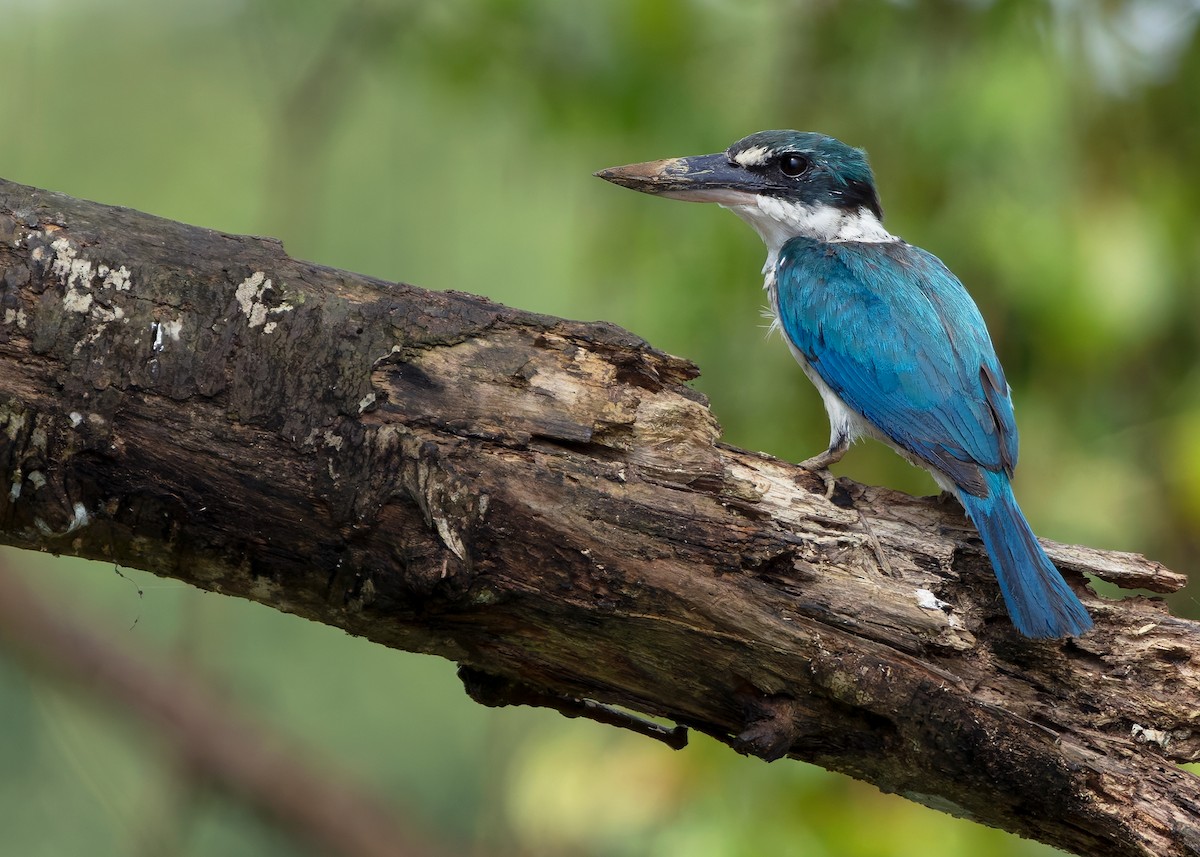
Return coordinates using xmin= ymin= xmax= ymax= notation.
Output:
xmin=0 ymin=177 xmax=1195 ymax=857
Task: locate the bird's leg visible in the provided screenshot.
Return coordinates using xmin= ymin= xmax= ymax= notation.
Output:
xmin=796 ymin=433 xmax=850 ymax=499
xmin=935 ymin=490 xmax=962 ymax=509
xmin=798 ymin=444 xmax=847 ymax=471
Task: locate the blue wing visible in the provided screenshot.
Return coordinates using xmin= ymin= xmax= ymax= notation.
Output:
xmin=774 ymin=237 xmax=1017 ymax=496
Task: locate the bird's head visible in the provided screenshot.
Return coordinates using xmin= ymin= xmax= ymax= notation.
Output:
xmin=596 ymin=130 xmax=892 ymax=253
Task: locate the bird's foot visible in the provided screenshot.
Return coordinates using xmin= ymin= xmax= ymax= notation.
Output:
xmin=935 ymin=489 xmax=962 ymax=509
xmin=796 ymin=464 xmax=838 ymax=500
xmin=798 ymin=448 xmax=841 ymax=471
xmin=796 ymin=445 xmax=848 ymax=500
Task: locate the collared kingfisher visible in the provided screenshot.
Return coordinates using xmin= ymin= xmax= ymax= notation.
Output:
xmin=596 ymin=130 xmax=1092 ymax=639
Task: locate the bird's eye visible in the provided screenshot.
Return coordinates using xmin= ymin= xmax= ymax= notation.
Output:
xmin=779 ymin=154 xmax=810 ymax=177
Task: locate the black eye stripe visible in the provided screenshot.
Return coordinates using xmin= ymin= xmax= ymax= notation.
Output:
xmin=779 ymin=154 xmax=811 ymax=177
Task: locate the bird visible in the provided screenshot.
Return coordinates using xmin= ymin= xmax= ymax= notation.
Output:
xmin=595 ymin=130 xmax=1092 ymax=639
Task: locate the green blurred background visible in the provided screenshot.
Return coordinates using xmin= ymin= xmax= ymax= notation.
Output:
xmin=2 ymin=0 xmax=1199 ymax=854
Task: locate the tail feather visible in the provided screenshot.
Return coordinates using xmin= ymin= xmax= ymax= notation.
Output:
xmin=958 ymin=472 xmax=1092 ymax=638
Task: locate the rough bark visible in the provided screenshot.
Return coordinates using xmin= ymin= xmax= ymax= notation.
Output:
xmin=0 ymin=177 xmax=1197 ymax=857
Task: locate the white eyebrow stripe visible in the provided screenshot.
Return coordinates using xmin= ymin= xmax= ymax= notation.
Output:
xmin=732 ymin=145 xmax=772 ymax=167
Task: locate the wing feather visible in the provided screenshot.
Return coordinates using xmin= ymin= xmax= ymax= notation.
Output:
xmin=775 ymin=238 xmax=1018 ymax=495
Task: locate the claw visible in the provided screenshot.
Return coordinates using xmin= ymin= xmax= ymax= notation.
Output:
xmin=796 ymin=438 xmax=849 ymax=499
xmin=796 ymin=465 xmax=838 ymax=499
xmin=935 ymin=489 xmax=963 ymax=510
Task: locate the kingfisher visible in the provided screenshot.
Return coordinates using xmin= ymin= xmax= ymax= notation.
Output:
xmin=596 ymin=130 xmax=1092 ymax=638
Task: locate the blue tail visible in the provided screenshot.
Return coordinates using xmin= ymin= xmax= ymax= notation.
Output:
xmin=957 ymin=471 xmax=1092 ymax=638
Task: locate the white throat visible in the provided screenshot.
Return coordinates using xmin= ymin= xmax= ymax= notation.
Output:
xmin=722 ymin=197 xmax=897 ymax=273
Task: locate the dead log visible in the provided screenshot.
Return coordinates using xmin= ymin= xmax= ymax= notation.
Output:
xmin=0 ymin=177 xmax=1196 ymax=857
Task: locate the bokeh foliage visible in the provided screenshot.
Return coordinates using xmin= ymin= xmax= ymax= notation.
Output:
xmin=1 ymin=0 xmax=1198 ymax=854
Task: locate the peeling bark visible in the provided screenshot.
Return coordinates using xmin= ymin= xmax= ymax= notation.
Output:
xmin=0 ymin=177 xmax=1197 ymax=857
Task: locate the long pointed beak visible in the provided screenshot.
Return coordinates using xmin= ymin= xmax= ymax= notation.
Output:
xmin=595 ymin=153 xmax=760 ymax=204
